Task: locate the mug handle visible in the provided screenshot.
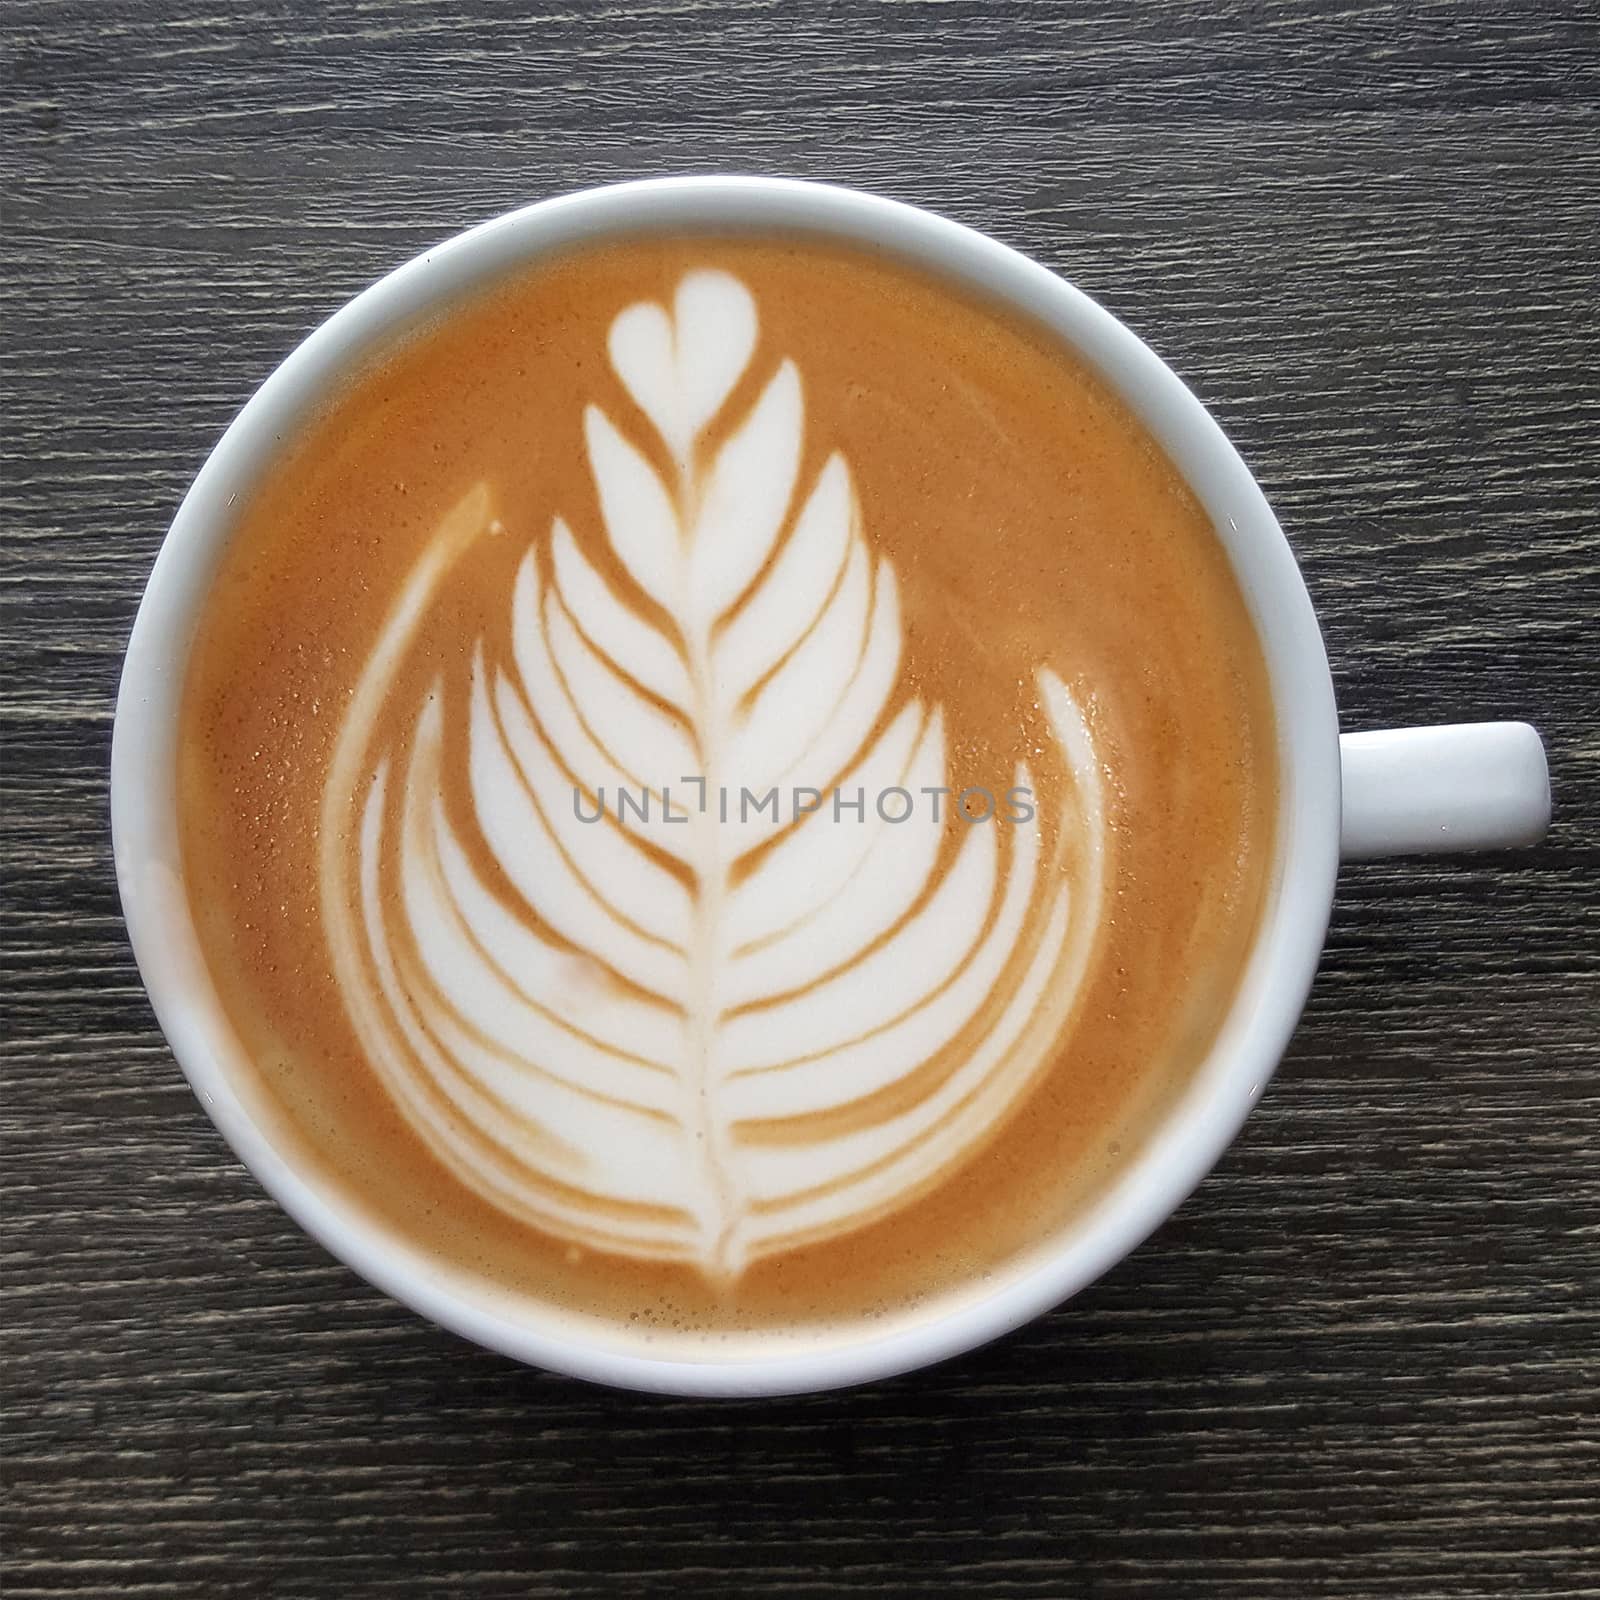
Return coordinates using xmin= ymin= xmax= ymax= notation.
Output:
xmin=1340 ymin=722 xmax=1551 ymax=859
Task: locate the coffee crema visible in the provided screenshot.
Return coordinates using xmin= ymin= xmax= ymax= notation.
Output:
xmin=179 ymin=234 xmax=1276 ymax=1355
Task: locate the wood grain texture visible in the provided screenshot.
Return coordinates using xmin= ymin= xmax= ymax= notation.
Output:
xmin=3 ymin=1 xmax=1598 ymax=1595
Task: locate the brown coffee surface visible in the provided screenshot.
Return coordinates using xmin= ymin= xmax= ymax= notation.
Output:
xmin=178 ymin=234 xmax=1276 ymax=1355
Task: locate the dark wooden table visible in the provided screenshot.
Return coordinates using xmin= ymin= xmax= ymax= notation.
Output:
xmin=5 ymin=3 xmax=1598 ymax=1595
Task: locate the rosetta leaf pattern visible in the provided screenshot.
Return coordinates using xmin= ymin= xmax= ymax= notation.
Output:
xmin=320 ymin=270 xmax=1108 ymax=1278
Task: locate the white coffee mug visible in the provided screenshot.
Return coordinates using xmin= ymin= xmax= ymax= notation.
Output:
xmin=112 ymin=177 xmax=1551 ymax=1396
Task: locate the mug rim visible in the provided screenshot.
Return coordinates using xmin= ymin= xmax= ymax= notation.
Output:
xmin=111 ymin=175 xmax=1341 ymax=1396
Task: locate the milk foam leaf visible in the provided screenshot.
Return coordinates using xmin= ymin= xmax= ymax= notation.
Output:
xmin=549 ymin=519 xmax=690 ymax=708
xmin=687 ymin=361 xmax=803 ymax=631
xmin=582 ymin=406 xmax=679 ymax=614
xmin=320 ymin=273 xmax=1111 ymax=1280
xmin=712 ymin=452 xmax=854 ymax=710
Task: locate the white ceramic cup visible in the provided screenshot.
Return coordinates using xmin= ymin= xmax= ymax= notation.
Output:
xmin=112 ymin=177 xmax=1551 ymax=1396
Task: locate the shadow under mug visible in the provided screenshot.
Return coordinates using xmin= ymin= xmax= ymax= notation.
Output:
xmin=111 ymin=177 xmax=1552 ymax=1396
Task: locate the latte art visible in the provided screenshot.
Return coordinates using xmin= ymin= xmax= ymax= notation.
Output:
xmin=181 ymin=234 xmax=1275 ymax=1348
xmin=320 ymin=272 xmax=1108 ymax=1278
